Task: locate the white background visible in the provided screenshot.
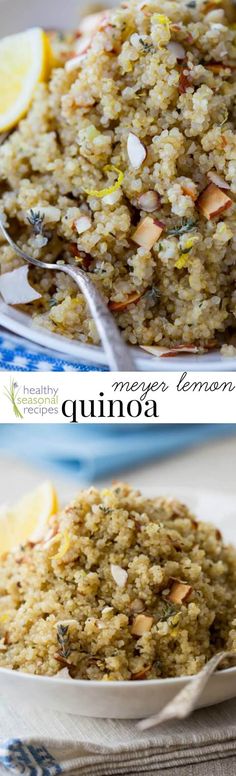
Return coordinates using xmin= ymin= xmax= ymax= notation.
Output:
xmin=1 ymin=371 xmax=236 ymax=423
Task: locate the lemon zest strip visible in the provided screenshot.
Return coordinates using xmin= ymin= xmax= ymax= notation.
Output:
xmin=152 ymin=14 xmax=170 ymax=29
xmin=175 ymin=253 xmax=190 ymax=269
xmin=0 ymin=613 xmax=10 ymax=623
xmin=84 ymin=165 xmax=124 ymax=198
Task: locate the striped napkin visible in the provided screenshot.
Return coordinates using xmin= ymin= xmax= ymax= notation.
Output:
xmin=0 ymin=330 xmax=107 ymax=372
xmin=1 ymin=697 xmax=236 ymax=775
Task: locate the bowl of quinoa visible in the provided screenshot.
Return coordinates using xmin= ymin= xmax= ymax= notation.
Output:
xmin=0 ymin=0 xmax=236 ymax=366
xmin=1 ymin=482 xmax=236 ymax=717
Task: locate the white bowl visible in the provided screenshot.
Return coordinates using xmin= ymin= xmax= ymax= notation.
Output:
xmin=0 ymin=0 xmax=235 ymax=371
xmin=0 ymin=485 xmax=236 ymax=719
xmin=0 ymin=302 xmax=236 ymax=370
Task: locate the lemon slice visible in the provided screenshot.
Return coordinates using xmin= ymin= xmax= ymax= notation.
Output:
xmin=0 ymin=481 xmax=59 ymax=556
xmin=0 ymin=28 xmax=52 ymax=132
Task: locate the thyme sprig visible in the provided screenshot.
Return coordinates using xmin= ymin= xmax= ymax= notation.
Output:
xmin=145 ymin=286 xmax=161 ymax=304
xmin=99 ymin=506 xmax=112 ymax=515
xmin=139 ymin=38 xmax=155 ymax=54
xmin=167 ymin=219 xmax=197 ymax=237
xmin=57 ymin=624 xmax=71 ymax=659
xmin=160 ymin=601 xmax=177 ymax=621
xmin=27 ymin=209 xmax=45 ymax=236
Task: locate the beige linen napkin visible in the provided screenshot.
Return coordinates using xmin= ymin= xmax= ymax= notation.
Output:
xmin=1 ymin=698 xmax=236 ymax=776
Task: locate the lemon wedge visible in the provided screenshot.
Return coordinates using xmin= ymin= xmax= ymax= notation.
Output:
xmin=0 ymin=28 xmax=53 ymax=132
xmin=0 ymin=481 xmax=59 ymax=556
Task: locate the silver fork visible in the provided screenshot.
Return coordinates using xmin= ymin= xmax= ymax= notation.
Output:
xmin=0 ymin=219 xmax=136 ymax=371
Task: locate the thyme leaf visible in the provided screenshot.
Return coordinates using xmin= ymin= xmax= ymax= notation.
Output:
xmin=57 ymin=624 xmax=71 ymax=659
xmin=49 ymin=298 xmax=58 ymax=308
xmin=167 ymin=219 xmax=197 ymax=237
xmin=139 ymin=38 xmax=155 ymax=54
xmin=146 ymin=286 xmax=161 ymax=301
xmin=99 ymin=506 xmax=112 ymax=515
xmin=160 ymin=601 xmax=177 ymax=621
xmin=27 ymin=209 xmax=45 ymax=236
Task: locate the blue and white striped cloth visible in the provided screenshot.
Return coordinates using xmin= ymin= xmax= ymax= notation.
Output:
xmin=0 ymin=330 xmax=107 ymax=372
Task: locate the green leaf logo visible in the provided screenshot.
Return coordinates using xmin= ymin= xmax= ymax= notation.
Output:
xmin=4 ymin=378 xmax=23 ymax=419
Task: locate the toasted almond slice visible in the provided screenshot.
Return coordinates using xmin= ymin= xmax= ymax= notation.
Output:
xmin=110 ymin=563 xmax=128 ymax=587
xmin=0 ymin=265 xmax=41 ymax=305
xmin=127 ymin=133 xmax=146 ymax=170
xmin=108 ymin=292 xmax=142 ymax=312
xmin=137 ymin=191 xmax=160 ymax=212
xmin=131 ymin=666 xmax=152 ymax=680
xmin=161 ymin=344 xmax=199 ymax=357
xmin=65 ymin=52 xmax=87 ymax=72
xmin=131 ymin=614 xmax=153 ymax=636
xmin=133 ymin=216 xmax=164 ymax=250
xmin=181 ymin=182 xmax=198 ymax=201
xmin=178 ymin=69 xmax=192 ymax=94
xmin=167 ymin=41 xmax=185 ymax=59
xmin=75 ymin=34 xmax=93 ymax=55
xmin=75 ymin=216 xmax=92 ymax=234
xmin=207 ymin=171 xmax=230 ymax=190
xmin=140 ymin=345 xmax=173 ymax=357
xmin=215 ymin=528 xmax=222 ymax=540
xmin=56 ymin=667 xmax=72 ymax=679
xmin=167 ymin=579 xmax=192 ymax=604
xmin=197 ymin=182 xmax=232 ymax=220
xmin=205 ymin=62 xmax=235 ymax=73
xmin=70 ymin=10 xmax=109 ymax=68
xmin=54 ymin=655 xmax=75 ymax=669
xmin=78 ymin=11 xmax=107 ymax=37
xmin=141 ymin=344 xmax=199 ymax=357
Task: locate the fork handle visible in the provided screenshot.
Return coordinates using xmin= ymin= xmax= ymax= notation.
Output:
xmin=62 ymin=265 xmax=137 ymax=371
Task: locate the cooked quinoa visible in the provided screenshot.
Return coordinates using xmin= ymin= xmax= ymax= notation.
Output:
xmin=0 ymin=0 xmax=235 ymax=350
xmin=1 ymin=483 xmax=236 ymax=680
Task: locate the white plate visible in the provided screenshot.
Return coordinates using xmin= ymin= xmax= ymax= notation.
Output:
xmin=0 ymin=484 xmax=236 ymax=719
xmin=0 ymin=0 xmax=236 ymax=371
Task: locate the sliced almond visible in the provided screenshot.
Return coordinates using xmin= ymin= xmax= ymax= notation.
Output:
xmin=75 ymin=216 xmax=92 ymax=234
xmin=131 ymin=666 xmax=152 ymax=680
xmin=140 ymin=344 xmax=199 ymax=358
xmin=54 ymin=655 xmax=75 ymax=669
xmin=0 ymin=265 xmax=41 ymax=305
xmin=140 ymin=345 xmax=173 ymax=358
xmin=197 ymin=183 xmax=232 ymax=220
xmin=56 ymin=668 xmax=72 ymax=680
xmin=132 ymin=216 xmax=164 ymax=250
xmin=207 ymin=171 xmax=230 ymax=190
xmin=69 ymin=10 xmax=109 ymax=68
xmin=108 ymin=292 xmax=142 ymax=312
xmin=131 ymin=614 xmax=153 ymax=636
xmin=78 ymin=11 xmax=107 ymax=37
xmin=137 ymin=191 xmax=160 ymax=212
xmin=127 ymin=133 xmax=146 ymax=170
xmin=178 ymin=69 xmax=192 ymax=94
xmin=215 ymin=528 xmax=222 ymax=541
xmin=69 ymin=244 xmax=94 ymax=270
xmin=161 ymin=344 xmax=199 ymax=357
xmin=167 ymin=579 xmax=192 ymax=604
xmin=65 ymin=53 xmax=87 ymax=73
xmin=167 ymin=41 xmax=185 ymax=60
xmin=205 ymin=62 xmax=235 ymax=73
xmin=181 ymin=182 xmax=197 ymax=201
xmin=110 ymin=563 xmax=128 ymax=588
